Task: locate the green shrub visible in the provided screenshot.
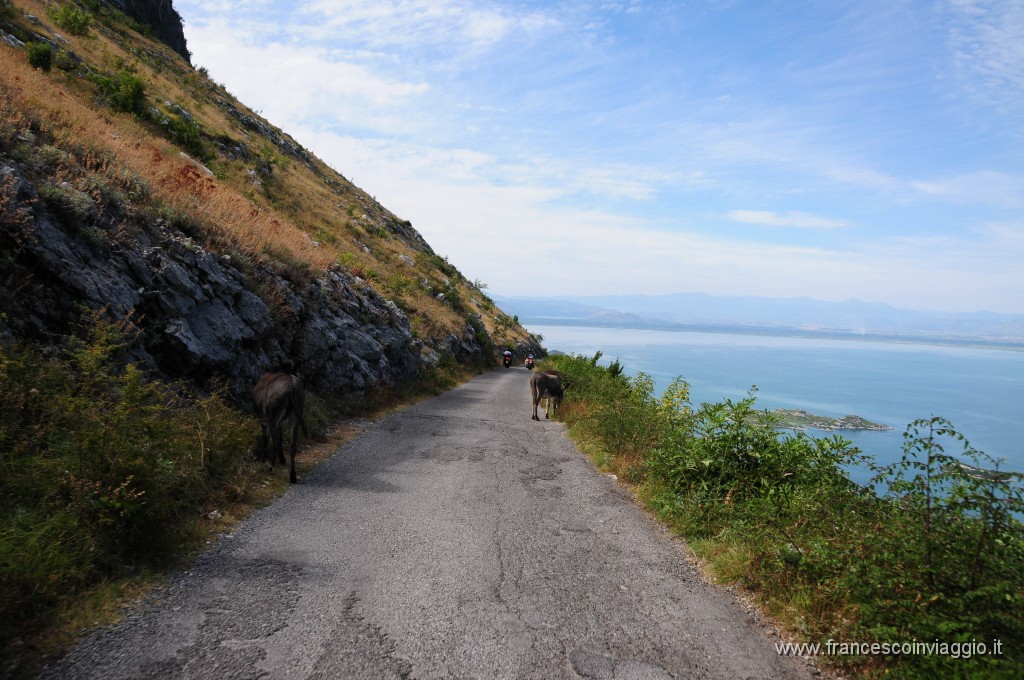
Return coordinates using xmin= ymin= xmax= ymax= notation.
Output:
xmin=313 ymin=226 xmax=338 ymax=246
xmin=546 ymin=351 xmax=661 ymax=461
xmin=337 ymin=251 xmax=356 ymax=269
xmin=548 ymin=351 xmax=1024 ymax=677
xmin=47 ymin=4 xmax=92 ymax=36
xmin=851 ymin=419 xmax=1024 ymax=657
xmin=0 ymin=510 xmax=95 ymax=643
xmin=0 ymin=314 xmax=258 ymax=653
xmin=165 ymin=114 xmax=205 ymax=158
xmin=646 ymin=391 xmax=859 ymax=520
xmin=38 ymin=181 xmax=97 ymax=226
xmin=54 ymin=48 xmax=79 ymax=72
xmin=386 ymin=272 xmax=413 ymax=298
xmin=26 ymin=42 xmax=53 ymax=71
xmin=91 ymin=70 xmax=148 ymax=116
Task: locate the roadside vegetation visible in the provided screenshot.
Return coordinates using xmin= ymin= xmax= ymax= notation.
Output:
xmin=0 ymin=314 xmax=247 ymax=678
xmin=543 ymin=352 xmax=1024 ymax=678
xmin=0 ymin=312 xmax=472 ymax=679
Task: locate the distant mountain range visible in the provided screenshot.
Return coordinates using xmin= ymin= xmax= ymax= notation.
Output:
xmin=494 ymin=293 xmax=1024 ymax=348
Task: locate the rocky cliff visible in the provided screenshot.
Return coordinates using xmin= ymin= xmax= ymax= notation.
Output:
xmin=1 ymin=160 xmax=429 ymax=398
xmin=0 ymin=0 xmax=541 ymax=403
xmin=106 ymin=0 xmax=190 ymax=63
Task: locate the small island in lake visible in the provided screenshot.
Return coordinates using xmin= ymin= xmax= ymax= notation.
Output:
xmin=769 ymin=409 xmax=893 ymax=432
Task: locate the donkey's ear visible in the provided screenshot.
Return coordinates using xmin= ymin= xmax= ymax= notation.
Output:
xmin=279 ymin=358 xmax=303 ymax=375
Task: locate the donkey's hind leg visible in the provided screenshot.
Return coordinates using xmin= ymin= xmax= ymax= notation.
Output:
xmin=288 ymin=416 xmax=300 ymax=483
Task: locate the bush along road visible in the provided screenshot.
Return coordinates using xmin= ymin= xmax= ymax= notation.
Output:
xmin=40 ymin=367 xmax=816 ymax=679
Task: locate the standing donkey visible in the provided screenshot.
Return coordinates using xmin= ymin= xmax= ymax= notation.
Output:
xmin=252 ymin=361 xmax=308 ymax=483
xmin=530 ymin=371 xmax=564 ymax=421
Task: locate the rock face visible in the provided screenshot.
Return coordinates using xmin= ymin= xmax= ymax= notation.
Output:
xmin=0 ymin=161 xmax=481 ymax=400
xmin=105 ymin=0 xmax=190 ymax=64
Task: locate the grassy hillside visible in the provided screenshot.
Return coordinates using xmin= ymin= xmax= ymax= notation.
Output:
xmin=0 ymin=0 xmax=533 ymax=350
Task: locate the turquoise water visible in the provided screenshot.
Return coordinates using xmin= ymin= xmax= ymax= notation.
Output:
xmin=530 ymin=324 xmax=1024 ymax=483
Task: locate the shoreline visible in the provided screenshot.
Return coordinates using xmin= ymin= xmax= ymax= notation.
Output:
xmin=767 ymin=408 xmax=893 ymax=432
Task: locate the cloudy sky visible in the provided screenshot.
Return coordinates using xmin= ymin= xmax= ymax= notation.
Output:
xmin=176 ymin=0 xmax=1024 ymax=313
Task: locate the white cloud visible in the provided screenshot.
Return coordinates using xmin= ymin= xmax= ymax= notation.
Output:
xmin=977 ymin=220 xmax=1024 ymax=248
xmin=726 ymin=210 xmax=850 ymax=230
xmin=945 ymin=0 xmax=1024 ymax=112
xmin=292 ymin=127 xmax=1023 ymax=313
xmin=175 ymin=0 xmax=1024 ymax=313
xmin=471 ymin=217 xmax=1018 ymax=313
xmin=186 ymin=20 xmax=428 ymax=134
xmin=912 ymin=170 xmax=1024 ymax=208
xmin=822 ymin=164 xmax=904 ymax=195
xmin=296 ymin=0 xmax=558 ymax=50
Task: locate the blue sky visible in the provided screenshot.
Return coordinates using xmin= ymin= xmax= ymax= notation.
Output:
xmin=176 ymin=1 xmax=1024 ymax=313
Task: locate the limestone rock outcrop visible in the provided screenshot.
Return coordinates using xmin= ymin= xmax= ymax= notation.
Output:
xmin=105 ymin=0 xmax=190 ymax=63
xmin=0 ymin=161 xmax=484 ymax=399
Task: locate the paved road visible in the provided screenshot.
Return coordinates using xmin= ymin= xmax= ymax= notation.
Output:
xmin=41 ymin=368 xmax=814 ymax=679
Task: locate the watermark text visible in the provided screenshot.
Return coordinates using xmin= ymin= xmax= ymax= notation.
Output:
xmin=776 ymin=638 xmax=1003 ymax=660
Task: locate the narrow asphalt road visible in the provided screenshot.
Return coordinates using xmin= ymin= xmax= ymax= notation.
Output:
xmin=41 ymin=367 xmax=815 ymax=679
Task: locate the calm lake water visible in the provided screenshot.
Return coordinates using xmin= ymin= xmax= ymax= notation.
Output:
xmin=530 ymin=324 xmax=1024 ymax=483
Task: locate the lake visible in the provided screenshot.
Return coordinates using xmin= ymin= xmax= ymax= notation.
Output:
xmin=529 ymin=324 xmax=1024 ymax=483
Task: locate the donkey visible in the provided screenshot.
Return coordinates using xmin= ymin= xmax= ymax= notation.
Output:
xmin=252 ymin=362 xmax=308 ymax=483
xmin=530 ymin=371 xmax=564 ymax=421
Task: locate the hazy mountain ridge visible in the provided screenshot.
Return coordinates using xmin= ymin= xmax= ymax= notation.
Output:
xmin=496 ymin=293 xmax=1024 ymax=346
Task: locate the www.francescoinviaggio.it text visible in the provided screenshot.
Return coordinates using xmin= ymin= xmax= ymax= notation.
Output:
xmin=775 ymin=638 xmax=1003 ymax=660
